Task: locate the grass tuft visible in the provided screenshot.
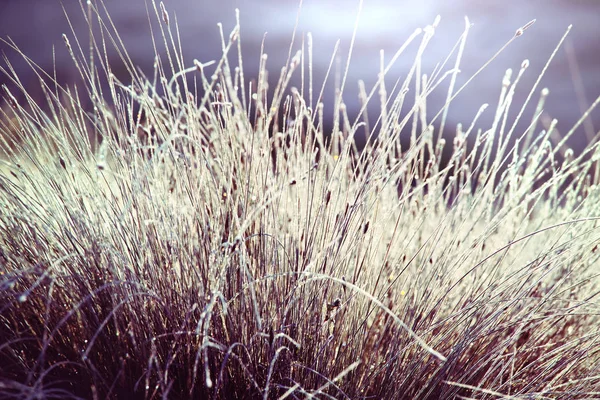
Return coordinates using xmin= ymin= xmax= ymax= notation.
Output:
xmin=1 ymin=1 xmax=600 ymax=398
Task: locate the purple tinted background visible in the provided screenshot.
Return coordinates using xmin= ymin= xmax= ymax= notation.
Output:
xmin=1 ymin=0 xmax=599 ymax=150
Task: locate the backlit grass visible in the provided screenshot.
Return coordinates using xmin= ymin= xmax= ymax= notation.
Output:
xmin=1 ymin=1 xmax=600 ymax=399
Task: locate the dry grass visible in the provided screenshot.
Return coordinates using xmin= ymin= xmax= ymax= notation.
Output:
xmin=1 ymin=1 xmax=600 ymax=399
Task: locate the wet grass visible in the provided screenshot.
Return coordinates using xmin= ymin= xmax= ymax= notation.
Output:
xmin=1 ymin=1 xmax=600 ymax=398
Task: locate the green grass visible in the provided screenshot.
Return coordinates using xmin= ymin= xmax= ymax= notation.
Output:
xmin=1 ymin=1 xmax=600 ymax=398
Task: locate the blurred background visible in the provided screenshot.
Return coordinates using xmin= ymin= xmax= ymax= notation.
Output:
xmin=1 ymin=0 xmax=599 ymax=151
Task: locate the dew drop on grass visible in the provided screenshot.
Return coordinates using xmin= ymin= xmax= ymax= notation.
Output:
xmin=18 ymin=294 xmax=27 ymax=302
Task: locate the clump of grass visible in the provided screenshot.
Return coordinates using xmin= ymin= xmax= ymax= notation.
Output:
xmin=1 ymin=1 xmax=600 ymax=399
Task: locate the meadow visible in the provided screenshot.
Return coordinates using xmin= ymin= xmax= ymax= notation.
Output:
xmin=1 ymin=1 xmax=600 ymax=398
